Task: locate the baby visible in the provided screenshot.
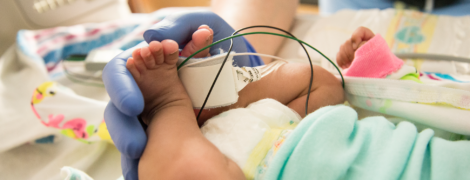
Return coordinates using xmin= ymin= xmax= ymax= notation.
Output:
xmin=127 ymin=25 xmax=373 ymax=179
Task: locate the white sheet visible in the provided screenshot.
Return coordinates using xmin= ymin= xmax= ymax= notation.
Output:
xmin=2 ymin=8 xmax=470 ymax=180
xmin=0 ymin=44 xmax=121 ymax=179
xmin=297 ymin=9 xmax=470 ymax=75
xmin=0 ymin=7 xmax=206 ymax=180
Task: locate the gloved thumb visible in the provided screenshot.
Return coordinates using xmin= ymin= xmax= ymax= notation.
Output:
xmin=143 ymin=10 xmax=221 ymax=49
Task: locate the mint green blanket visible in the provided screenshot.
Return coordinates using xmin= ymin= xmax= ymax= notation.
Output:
xmin=264 ymin=105 xmax=470 ymax=179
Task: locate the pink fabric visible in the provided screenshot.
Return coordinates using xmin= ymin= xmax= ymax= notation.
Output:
xmin=344 ymin=34 xmax=403 ymax=78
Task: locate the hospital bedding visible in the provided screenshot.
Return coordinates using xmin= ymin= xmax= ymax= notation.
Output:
xmin=0 ymin=8 xmax=208 ymax=179
xmin=1 ymin=8 xmax=470 ymax=180
xmin=263 ymin=105 xmax=470 ymax=180
xmin=283 ymin=9 xmax=470 ymax=137
xmin=293 ymin=9 xmax=470 ymax=76
xmin=0 ymin=9 xmax=172 ymax=180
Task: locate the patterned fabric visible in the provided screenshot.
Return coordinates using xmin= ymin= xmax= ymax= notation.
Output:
xmin=254 ymin=130 xmax=293 ymax=180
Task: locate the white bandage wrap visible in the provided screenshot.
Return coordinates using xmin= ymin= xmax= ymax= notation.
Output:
xmin=177 ymin=53 xmax=263 ymax=109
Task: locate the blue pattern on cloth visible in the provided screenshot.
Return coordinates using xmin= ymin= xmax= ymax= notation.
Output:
xmin=255 ymin=130 xmax=293 ymax=180
xmin=433 ymin=72 xmax=470 ymax=83
xmin=243 ymin=37 xmax=264 ymax=67
xmin=42 ymin=25 xmax=139 ymax=65
xmin=34 ymin=135 xmax=56 ymax=144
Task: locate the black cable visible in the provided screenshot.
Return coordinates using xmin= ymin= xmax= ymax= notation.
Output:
xmin=196 ymin=25 xmax=315 ymax=120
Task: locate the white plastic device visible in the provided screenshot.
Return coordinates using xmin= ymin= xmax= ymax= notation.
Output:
xmin=84 ymin=49 xmax=124 ymax=71
xmin=177 ymin=52 xmax=284 ymax=108
xmin=15 ymin=0 xmax=128 ymax=27
xmin=0 ymin=0 xmax=131 ymax=55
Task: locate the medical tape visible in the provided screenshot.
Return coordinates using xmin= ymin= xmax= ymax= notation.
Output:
xmin=177 ymin=52 xmax=284 ymax=109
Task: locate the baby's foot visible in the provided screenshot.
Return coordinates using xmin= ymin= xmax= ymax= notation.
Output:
xmin=180 ymin=25 xmax=214 ymax=58
xmin=126 ymin=40 xmax=191 ymax=124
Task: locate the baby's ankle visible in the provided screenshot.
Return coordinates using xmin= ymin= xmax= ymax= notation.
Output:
xmin=142 ymin=92 xmax=193 ymax=125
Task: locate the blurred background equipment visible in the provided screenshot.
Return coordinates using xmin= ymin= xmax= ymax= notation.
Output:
xmin=127 ymin=0 xmax=319 ymax=14
xmin=0 ymin=0 xmax=131 ymax=55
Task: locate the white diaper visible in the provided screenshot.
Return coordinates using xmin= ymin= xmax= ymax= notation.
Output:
xmin=200 ymin=98 xmax=301 ymax=168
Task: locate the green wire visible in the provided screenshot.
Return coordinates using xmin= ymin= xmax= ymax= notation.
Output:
xmin=177 ymin=31 xmax=345 ymax=88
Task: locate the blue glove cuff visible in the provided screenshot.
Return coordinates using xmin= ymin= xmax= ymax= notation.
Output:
xmin=243 ymin=37 xmax=264 ymax=66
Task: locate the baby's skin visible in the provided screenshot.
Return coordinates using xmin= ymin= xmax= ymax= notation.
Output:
xmin=129 ymin=26 xmax=345 ymax=126
xmin=127 ymin=25 xmax=245 ymax=180
xmin=336 ymin=27 xmax=375 ymax=69
xmin=127 ymin=25 xmax=373 ymax=179
xmin=126 ymin=25 xmax=215 ymax=125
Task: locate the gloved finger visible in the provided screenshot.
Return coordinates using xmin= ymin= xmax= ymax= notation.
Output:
xmin=103 ymin=41 xmax=147 ymax=116
xmin=121 ymin=155 xmax=140 ymax=180
xmin=143 ymin=10 xmax=250 ymax=66
xmin=104 ymin=102 xmax=147 ymax=159
xmin=144 ymin=10 xmax=226 ymax=48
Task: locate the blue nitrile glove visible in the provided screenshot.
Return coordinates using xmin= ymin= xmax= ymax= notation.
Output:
xmin=143 ymin=10 xmax=263 ymax=67
xmin=102 ymin=10 xmax=263 ymax=180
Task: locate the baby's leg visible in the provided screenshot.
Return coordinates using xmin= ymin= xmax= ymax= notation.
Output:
xmin=230 ymin=63 xmax=344 ymax=117
xmin=128 ymin=40 xmax=243 ymax=179
xmin=194 ymin=62 xmax=344 ymax=123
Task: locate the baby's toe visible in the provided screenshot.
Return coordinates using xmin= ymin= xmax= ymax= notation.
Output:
xmin=126 ymin=57 xmax=141 ymax=79
xmin=181 ymin=27 xmax=213 ymax=58
xmin=140 ymin=46 xmax=156 ymax=69
xmin=192 ymin=28 xmax=213 ymax=49
xmin=131 ymin=49 xmax=147 ymax=73
xmin=161 ymin=40 xmax=180 ymax=65
xmin=198 ymin=25 xmax=214 ymax=35
xmin=148 ymin=41 xmax=164 ymax=65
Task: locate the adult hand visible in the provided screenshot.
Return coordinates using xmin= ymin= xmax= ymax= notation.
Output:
xmin=144 ymin=10 xmax=261 ymax=66
xmin=102 ymin=10 xmax=262 ymax=180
